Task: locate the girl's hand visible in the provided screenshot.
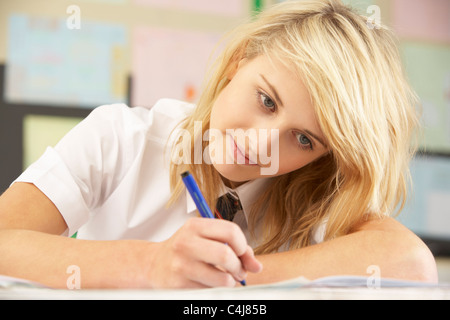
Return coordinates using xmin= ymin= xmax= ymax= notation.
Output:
xmin=147 ymin=217 xmax=262 ymax=288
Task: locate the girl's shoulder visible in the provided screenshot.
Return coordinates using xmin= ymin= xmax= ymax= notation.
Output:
xmin=90 ymin=98 xmax=195 ymax=128
xmin=83 ymin=98 xmax=196 ymax=142
xmin=148 ymin=98 xmax=196 ymax=120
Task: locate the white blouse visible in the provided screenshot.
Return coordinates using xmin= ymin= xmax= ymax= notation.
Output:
xmin=14 ymin=99 xmax=326 ymax=248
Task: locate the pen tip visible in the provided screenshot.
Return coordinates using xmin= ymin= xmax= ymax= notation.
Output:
xmin=181 ymin=171 xmax=190 ymax=178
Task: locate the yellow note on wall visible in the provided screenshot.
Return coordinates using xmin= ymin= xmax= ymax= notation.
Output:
xmin=23 ymin=115 xmax=83 ymax=169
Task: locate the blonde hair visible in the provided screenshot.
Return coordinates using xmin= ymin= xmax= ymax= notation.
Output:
xmin=169 ymin=0 xmax=420 ymax=254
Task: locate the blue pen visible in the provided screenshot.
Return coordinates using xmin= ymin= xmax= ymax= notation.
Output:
xmin=181 ymin=171 xmax=247 ymax=286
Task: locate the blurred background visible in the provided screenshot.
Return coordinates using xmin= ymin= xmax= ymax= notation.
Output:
xmin=0 ymin=0 xmax=449 ymax=281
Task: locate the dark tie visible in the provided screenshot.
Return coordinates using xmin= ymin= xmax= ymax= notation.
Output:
xmin=214 ymin=192 xmax=242 ymax=221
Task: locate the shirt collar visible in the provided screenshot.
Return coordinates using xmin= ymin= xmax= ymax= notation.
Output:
xmin=185 ymin=177 xmax=273 ymax=223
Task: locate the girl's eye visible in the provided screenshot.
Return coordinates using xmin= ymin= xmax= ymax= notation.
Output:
xmin=258 ymin=91 xmax=276 ymax=112
xmin=295 ymin=133 xmax=313 ymax=151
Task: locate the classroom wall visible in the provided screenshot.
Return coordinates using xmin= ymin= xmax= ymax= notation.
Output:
xmin=374 ymin=0 xmax=450 ymax=244
xmin=0 ymin=0 xmax=449 ymax=243
xmin=0 ymin=0 xmax=255 ymax=190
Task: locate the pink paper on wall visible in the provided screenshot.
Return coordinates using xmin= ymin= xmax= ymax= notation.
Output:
xmin=132 ymin=27 xmax=221 ymax=107
xmin=392 ymin=0 xmax=450 ymax=43
xmin=133 ymin=0 xmax=244 ymax=17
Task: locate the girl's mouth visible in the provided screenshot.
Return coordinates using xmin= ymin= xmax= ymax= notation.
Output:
xmin=232 ymin=139 xmax=258 ymax=166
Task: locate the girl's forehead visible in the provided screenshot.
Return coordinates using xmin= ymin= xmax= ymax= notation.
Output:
xmin=242 ymin=54 xmax=302 ymax=82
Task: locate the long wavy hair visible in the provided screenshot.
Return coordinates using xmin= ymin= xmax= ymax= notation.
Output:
xmin=168 ymin=0 xmax=420 ymax=254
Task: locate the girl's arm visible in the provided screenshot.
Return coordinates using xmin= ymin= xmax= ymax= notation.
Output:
xmin=0 ymin=229 xmax=159 ymax=288
xmin=0 ymin=182 xmax=261 ymax=288
xmin=0 ymin=182 xmax=155 ymax=288
xmin=249 ymin=217 xmax=438 ymax=285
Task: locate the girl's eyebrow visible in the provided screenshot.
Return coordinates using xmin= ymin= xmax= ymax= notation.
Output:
xmin=259 ymin=74 xmax=284 ymax=108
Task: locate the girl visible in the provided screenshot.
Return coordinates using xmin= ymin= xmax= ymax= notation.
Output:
xmin=0 ymin=0 xmax=438 ymax=288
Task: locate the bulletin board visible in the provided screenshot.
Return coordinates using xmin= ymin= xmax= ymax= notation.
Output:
xmin=391 ymin=0 xmax=450 ymax=153
xmin=0 ymin=0 xmax=253 ymax=192
xmin=389 ymin=0 xmax=450 ymax=253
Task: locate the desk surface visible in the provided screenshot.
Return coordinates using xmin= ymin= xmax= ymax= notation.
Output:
xmin=2 ymin=273 xmax=450 ymax=300
xmin=2 ymin=285 xmax=450 ymax=300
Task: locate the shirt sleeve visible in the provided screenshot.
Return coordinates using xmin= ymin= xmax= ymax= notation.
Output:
xmin=14 ymin=99 xmax=195 ymax=237
xmin=14 ymin=147 xmax=90 ymax=237
xmin=14 ymin=104 xmax=146 ymax=236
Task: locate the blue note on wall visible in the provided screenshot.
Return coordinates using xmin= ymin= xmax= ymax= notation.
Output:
xmin=398 ymin=154 xmax=450 ymax=240
xmin=5 ymin=14 xmax=128 ymax=108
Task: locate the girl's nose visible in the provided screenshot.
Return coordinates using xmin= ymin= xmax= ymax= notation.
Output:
xmin=253 ymin=116 xmax=290 ymax=146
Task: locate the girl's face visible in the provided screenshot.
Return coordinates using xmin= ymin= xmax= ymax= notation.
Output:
xmin=209 ymin=55 xmax=329 ymax=187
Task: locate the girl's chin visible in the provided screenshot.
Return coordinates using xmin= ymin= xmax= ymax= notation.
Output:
xmin=212 ymin=163 xmax=259 ymax=187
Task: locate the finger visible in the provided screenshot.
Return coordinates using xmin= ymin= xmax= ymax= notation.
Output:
xmin=190 ymin=218 xmax=249 ymax=257
xmin=181 ymin=218 xmax=253 ymax=281
xmin=239 ymin=245 xmax=263 ymax=274
xmin=184 ymin=260 xmax=237 ymax=288
xmin=198 ymin=223 xmax=261 ymax=277
xmin=186 ymin=235 xmax=247 ymax=283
